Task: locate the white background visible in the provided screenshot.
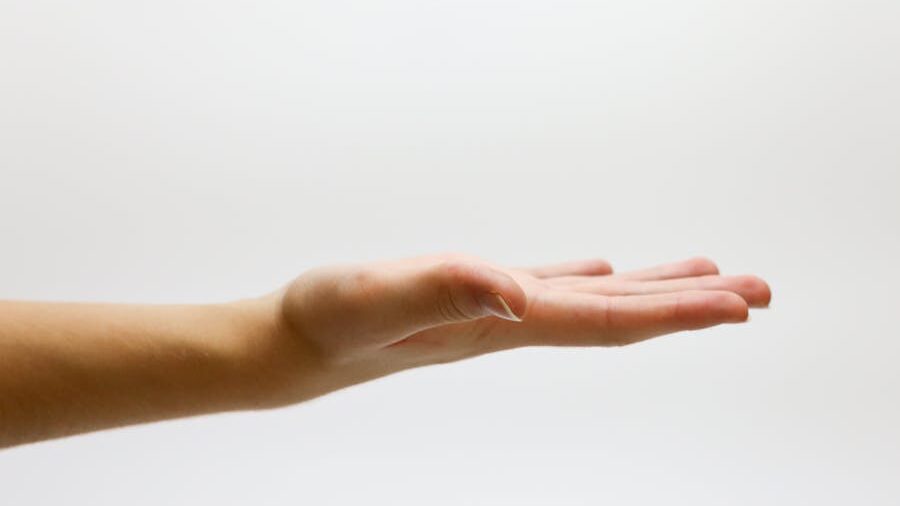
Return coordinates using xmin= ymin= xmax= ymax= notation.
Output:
xmin=1 ymin=0 xmax=898 ymax=504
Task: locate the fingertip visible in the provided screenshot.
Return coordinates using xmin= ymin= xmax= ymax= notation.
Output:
xmin=679 ymin=290 xmax=748 ymax=326
xmin=686 ymin=256 xmax=720 ymax=276
xmin=750 ymin=276 xmax=772 ymax=308
xmin=478 ymin=291 xmax=523 ymax=322
xmin=759 ymin=278 xmax=773 ymax=308
xmin=493 ymin=272 xmax=528 ymax=320
xmin=735 ymin=298 xmax=751 ymax=322
xmin=439 ymin=260 xmax=528 ymax=320
xmin=731 ymin=275 xmax=772 ymax=308
xmin=588 ymin=258 xmax=614 ymax=275
xmin=716 ymin=290 xmax=750 ymax=322
xmin=475 ymin=264 xmax=528 ymax=318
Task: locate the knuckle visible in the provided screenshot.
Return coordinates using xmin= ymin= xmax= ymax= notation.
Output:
xmin=431 ymin=260 xmax=488 ymax=322
xmin=433 ymin=259 xmax=486 ymax=290
xmin=436 ymin=285 xmax=473 ymax=322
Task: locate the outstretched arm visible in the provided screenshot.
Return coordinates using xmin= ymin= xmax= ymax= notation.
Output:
xmin=0 ymin=254 xmax=770 ymax=448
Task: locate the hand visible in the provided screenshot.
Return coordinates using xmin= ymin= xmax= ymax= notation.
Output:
xmin=252 ymin=254 xmax=770 ymax=406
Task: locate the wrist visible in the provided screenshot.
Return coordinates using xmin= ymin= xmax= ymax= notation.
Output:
xmin=219 ymin=293 xmax=331 ymax=410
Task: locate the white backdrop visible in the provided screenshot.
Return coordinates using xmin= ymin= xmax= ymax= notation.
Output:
xmin=1 ymin=0 xmax=898 ymax=504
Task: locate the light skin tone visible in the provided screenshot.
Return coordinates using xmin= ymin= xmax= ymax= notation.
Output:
xmin=0 ymin=253 xmax=770 ymax=448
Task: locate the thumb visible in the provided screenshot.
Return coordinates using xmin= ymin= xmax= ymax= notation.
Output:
xmin=368 ymin=259 xmax=528 ymax=339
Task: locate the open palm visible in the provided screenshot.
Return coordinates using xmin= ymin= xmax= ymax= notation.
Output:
xmin=276 ymin=254 xmax=770 ymax=399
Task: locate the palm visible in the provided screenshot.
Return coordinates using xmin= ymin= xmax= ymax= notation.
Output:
xmin=388 ymin=257 xmax=769 ymax=365
xmin=276 ymin=254 xmax=769 ymax=401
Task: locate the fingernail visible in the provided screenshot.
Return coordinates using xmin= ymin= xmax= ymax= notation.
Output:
xmin=479 ymin=292 xmax=522 ymax=322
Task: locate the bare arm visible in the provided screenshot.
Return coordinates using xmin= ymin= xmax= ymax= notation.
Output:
xmin=0 ymin=299 xmax=282 ymax=446
xmin=0 ymin=254 xmax=770 ymax=448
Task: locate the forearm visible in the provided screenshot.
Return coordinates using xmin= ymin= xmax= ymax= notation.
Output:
xmin=0 ymin=298 xmax=286 ymax=447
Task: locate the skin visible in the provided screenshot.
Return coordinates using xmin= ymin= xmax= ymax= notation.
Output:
xmin=0 ymin=254 xmax=770 ymax=448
